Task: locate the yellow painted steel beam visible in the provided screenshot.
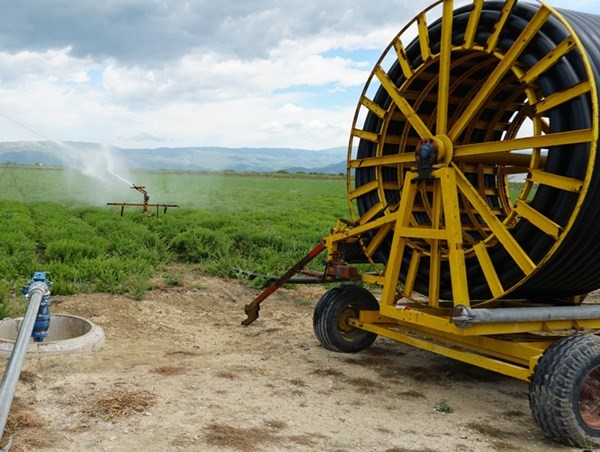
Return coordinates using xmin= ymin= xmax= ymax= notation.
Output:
xmin=327 ymin=212 xmax=395 ymax=244
xmin=348 ymin=152 xmax=416 ymax=169
xmin=514 ymin=199 xmax=562 ymax=240
xmin=358 ymin=309 xmax=549 ymax=362
xmin=429 ymin=179 xmax=442 ymax=307
xmin=520 ymin=36 xmax=576 ymax=85
xmin=403 ymin=250 xmax=421 ymax=298
xmin=360 ymin=96 xmax=387 ymax=119
xmin=473 ymin=242 xmax=505 ymax=298
xmin=358 ymin=201 xmax=385 ymax=225
xmin=439 ymin=167 xmax=470 ymax=304
xmin=453 ymin=164 xmax=536 ymax=275
xmin=485 ymin=0 xmax=517 ymax=53
xmin=437 ymin=0 xmax=453 ymax=135
xmin=454 ymin=151 xmax=544 ymax=167
xmin=450 ymin=5 xmax=551 ymax=141
xmin=380 ymin=172 xmax=419 ymax=308
xmin=365 ymin=223 xmax=394 ymax=257
xmin=533 ymin=80 xmax=591 ymax=116
xmin=352 ymin=319 xmax=533 ymax=380
xmin=348 ymin=180 xmax=379 ymax=200
xmin=453 ymin=128 xmax=593 ymax=157
xmin=463 ymin=0 xmax=483 ymax=49
xmin=395 ymin=226 xmax=448 ymax=240
xmin=528 ymin=169 xmax=583 ymax=192
xmin=361 ymin=274 xmax=386 ymax=285
xmin=393 ymin=38 xmax=414 ymax=79
xmin=417 ymin=12 xmax=431 ymax=62
xmin=374 ymin=66 xmax=433 ymax=139
xmin=377 ymin=303 xmax=600 ymax=337
xmin=351 ymin=128 xmax=379 ymax=143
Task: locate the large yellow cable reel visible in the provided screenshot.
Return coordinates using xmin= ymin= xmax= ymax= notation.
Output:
xmin=346 ymin=0 xmax=598 ymax=308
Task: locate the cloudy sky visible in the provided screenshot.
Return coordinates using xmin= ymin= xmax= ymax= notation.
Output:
xmin=0 ymin=0 xmax=598 ymax=150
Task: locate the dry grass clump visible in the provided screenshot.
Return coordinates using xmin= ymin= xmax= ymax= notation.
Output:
xmin=203 ymin=422 xmax=281 ymax=451
xmin=150 ymin=365 xmax=187 ymax=376
xmin=18 ymin=370 xmax=37 ymax=384
xmin=289 ymin=377 xmax=307 ymax=387
xmin=397 ymin=389 xmax=427 ymax=399
xmin=311 ymin=367 xmax=345 ymax=378
xmin=1 ymin=399 xmax=59 ymax=451
xmin=82 ymin=388 xmax=155 ymax=420
xmin=164 ymin=349 xmax=200 ymax=357
xmin=216 ymin=370 xmax=238 ymax=379
xmin=342 ymin=355 xmax=392 ymax=367
xmin=346 ymin=376 xmax=377 ymax=393
xmin=465 ymin=421 xmax=509 ymax=439
xmin=385 ymin=448 xmax=439 ymax=452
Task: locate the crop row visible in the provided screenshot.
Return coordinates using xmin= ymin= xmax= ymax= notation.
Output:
xmin=0 ymin=167 xmax=349 ymax=309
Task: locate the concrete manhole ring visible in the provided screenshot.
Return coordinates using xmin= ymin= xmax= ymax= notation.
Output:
xmin=0 ymin=314 xmax=105 ymax=357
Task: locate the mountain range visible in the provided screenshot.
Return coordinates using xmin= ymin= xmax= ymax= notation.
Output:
xmin=0 ymin=141 xmax=347 ymax=174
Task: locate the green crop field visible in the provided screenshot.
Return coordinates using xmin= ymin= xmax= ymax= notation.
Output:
xmin=0 ymin=165 xmax=350 ymax=316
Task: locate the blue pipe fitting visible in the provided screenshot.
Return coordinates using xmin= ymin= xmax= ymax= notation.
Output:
xmin=22 ymin=272 xmax=52 ymax=343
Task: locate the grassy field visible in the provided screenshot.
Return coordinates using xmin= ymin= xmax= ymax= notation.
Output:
xmin=0 ymin=165 xmax=349 ymax=315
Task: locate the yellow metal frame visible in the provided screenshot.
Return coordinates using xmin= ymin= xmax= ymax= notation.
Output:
xmin=330 ymin=165 xmax=600 ymax=380
xmin=335 ymin=0 xmax=600 ymax=381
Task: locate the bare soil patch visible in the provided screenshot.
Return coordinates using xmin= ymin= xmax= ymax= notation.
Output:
xmin=0 ymin=275 xmax=583 ymax=451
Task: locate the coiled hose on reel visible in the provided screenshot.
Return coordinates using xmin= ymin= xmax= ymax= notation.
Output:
xmin=348 ymin=0 xmax=600 ymax=303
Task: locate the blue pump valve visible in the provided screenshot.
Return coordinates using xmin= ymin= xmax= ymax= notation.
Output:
xmin=22 ymin=272 xmax=52 ymax=343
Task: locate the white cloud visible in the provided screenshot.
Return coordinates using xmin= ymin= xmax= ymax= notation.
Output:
xmin=1 ymin=0 xmax=598 ymax=152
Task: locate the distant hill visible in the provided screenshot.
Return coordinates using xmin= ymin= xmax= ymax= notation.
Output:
xmin=0 ymin=141 xmax=347 ymax=174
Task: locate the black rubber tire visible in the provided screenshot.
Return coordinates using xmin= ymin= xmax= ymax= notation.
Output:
xmin=529 ymin=334 xmax=600 ymax=447
xmin=313 ymin=285 xmax=379 ymax=353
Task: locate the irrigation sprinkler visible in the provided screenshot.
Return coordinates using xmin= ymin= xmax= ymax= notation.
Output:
xmin=107 ymin=184 xmax=179 ymax=216
xmin=242 ymin=0 xmax=600 ymax=446
xmin=0 ymin=273 xmax=51 ymax=442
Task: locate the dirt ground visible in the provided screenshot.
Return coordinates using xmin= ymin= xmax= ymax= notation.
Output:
xmin=0 ymin=273 xmax=589 ymax=452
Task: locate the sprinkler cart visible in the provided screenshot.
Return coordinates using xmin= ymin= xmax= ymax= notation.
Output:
xmin=107 ymin=184 xmax=179 ymax=216
xmin=243 ymin=0 xmax=600 ymax=446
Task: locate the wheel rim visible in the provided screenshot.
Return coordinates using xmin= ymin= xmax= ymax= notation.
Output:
xmin=580 ymin=365 xmax=600 ymax=429
xmin=347 ymin=0 xmax=599 ymax=305
xmin=337 ymin=305 xmax=363 ymax=340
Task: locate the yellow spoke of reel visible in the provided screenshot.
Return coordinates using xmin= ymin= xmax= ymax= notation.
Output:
xmin=533 ymin=81 xmax=591 ymax=116
xmin=360 ymin=96 xmax=386 ymax=119
xmin=417 ymin=12 xmax=432 ymax=62
xmin=351 ymin=128 xmax=379 ymax=144
xmin=485 ymin=0 xmax=517 ymax=53
xmin=437 ymin=0 xmax=454 ymax=135
xmin=473 ymin=242 xmax=505 ymax=298
xmin=520 ymin=36 xmax=577 ymax=85
xmin=453 ymin=164 xmax=536 ymax=276
xmin=348 ymin=152 xmax=417 ymax=169
xmin=463 ymin=0 xmax=483 ymax=49
xmin=528 ymin=169 xmax=583 ymax=193
xmin=366 ymin=222 xmax=394 ymax=258
xmin=449 ymin=5 xmax=551 ymax=141
xmin=514 ymin=199 xmax=562 ymax=240
xmin=453 ymin=128 xmax=594 ymax=159
xmin=374 ymin=66 xmax=434 ymax=139
xmin=348 ymin=180 xmax=399 ymax=201
xmin=393 ymin=38 xmax=415 ymax=79
xmin=348 ymin=180 xmax=379 ymax=200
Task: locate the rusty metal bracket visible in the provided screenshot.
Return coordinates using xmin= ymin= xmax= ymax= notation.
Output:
xmin=241 ymin=242 xmax=326 ymax=326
